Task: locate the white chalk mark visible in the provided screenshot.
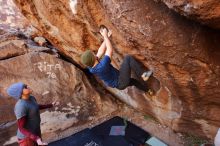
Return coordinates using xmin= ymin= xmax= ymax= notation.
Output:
xmin=70 ymin=0 xmax=78 ymax=14
xmin=42 ymin=91 xmax=50 ymax=96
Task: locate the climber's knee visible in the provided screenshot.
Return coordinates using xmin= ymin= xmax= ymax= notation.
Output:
xmin=123 ymin=55 xmax=133 ymax=62
xmin=116 ymin=85 xmax=126 ymax=90
xmin=117 ymin=79 xmax=130 ymax=90
xmin=124 ymin=55 xmax=132 ymax=59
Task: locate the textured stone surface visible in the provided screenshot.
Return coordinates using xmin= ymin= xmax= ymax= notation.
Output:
xmin=11 ymin=0 xmax=220 ymax=140
xmin=0 ymin=0 xmax=29 ymax=30
xmin=0 ymin=34 xmax=27 ymax=59
xmin=159 ymin=0 xmax=220 ymax=29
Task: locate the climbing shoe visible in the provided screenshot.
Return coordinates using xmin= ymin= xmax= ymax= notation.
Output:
xmin=141 ymin=70 xmax=153 ymax=81
xmin=147 ymin=89 xmax=154 ymax=96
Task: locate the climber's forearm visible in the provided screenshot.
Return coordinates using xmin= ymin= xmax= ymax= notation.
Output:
xmin=104 ymin=36 xmax=113 ymax=58
xmin=96 ymin=41 xmax=106 ymax=59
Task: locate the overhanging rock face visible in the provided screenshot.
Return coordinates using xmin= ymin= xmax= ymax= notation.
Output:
xmin=13 ymin=0 xmax=220 ymax=139
xmin=159 ymin=0 xmax=220 ymax=29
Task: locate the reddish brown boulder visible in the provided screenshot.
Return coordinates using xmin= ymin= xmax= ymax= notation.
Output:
xmin=13 ymin=0 xmax=220 ymax=140
xmin=0 ymin=0 xmax=29 ymax=30
xmin=0 ymin=35 xmax=27 ymax=60
xmin=160 ymin=0 xmax=220 ymax=29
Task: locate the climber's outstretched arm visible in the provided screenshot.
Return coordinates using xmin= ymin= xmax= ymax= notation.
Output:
xmin=96 ymin=41 xmax=106 ymax=59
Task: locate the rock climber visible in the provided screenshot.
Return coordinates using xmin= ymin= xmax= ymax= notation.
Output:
xmin=80 ymin=26 xmax=153 ymax=92
xmin=7 ymin=82 xmax=58 ymax=146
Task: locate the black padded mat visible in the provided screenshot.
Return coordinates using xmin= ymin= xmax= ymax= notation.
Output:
xmin=49 ymin=128 xmax=103 ymax=146
xmin=49 ymin=116 xmax=151 ymax=146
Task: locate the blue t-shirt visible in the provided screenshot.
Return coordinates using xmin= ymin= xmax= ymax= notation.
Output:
xmin=14 ymin=96 xmax=41 ymax=139
xmin=89 ymin=55 xmax=119 ymax=88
